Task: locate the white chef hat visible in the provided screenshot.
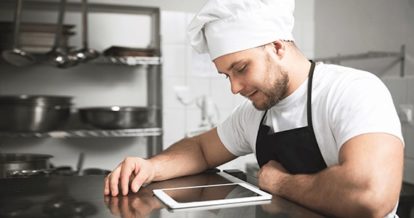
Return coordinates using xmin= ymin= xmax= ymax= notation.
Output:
xmin=187 ymin=0 xmax=295 ymax=60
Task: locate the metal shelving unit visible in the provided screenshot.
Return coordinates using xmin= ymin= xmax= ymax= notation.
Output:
xmin=0 ymin=0 xmax=164 ymax=156
xmin=314 ymin=45 xmax=406 ymax=77
xmin=95 ymin=56 xmax=162 ymax=66
xmin=0 ymin=128 xmax=162 ymax=138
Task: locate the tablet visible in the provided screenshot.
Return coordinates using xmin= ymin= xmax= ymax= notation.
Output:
xmin=153 ymin=172 xmax=272 ymax=209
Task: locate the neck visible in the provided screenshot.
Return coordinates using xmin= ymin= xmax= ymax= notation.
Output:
xmin=284 ymin=54 xmax=312 ymax=97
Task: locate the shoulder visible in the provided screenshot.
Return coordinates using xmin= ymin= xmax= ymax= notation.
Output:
xmin=314 ymin=63 xmax=387 ymax=101
xmin=316 ymin=63 xmax=379 ymax=82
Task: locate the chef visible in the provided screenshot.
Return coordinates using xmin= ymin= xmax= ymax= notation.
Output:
xmin=105 ymin=0 xmax=404 ymax=217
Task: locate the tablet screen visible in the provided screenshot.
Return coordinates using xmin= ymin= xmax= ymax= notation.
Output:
xmin=164 ymin=183 xmax=261 ymax=203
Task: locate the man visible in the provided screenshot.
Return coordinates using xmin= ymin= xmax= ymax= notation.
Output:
xmin=104 ymin=0 xmax=404 ymax=217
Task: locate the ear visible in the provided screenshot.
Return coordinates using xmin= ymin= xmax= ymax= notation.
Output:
xmin=271 ymin=40 xmax=286 ymax=58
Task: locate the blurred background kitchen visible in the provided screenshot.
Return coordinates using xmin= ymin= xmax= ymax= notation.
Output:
xmin=0 ymin=0 xmax=413 ymax=184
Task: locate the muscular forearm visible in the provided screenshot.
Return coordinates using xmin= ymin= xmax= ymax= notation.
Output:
xmin=275 ymin=165 xmax=398 ymax=218
xmin=148 ymin=137 xmax=210 ymax=181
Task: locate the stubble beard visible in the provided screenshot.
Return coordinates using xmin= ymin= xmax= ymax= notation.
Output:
xmin=252 ymin=58 xmax=289 ymax=111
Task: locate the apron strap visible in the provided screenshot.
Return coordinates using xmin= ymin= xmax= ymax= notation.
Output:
xmin=260 ymin=110 xmax=268 ymax=125
xmin=260 ymin=60 xmax=316 ymax=128
xmin=307 ymin=60 xmax=316 ymax=128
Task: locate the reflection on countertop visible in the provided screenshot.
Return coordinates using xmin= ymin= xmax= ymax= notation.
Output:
xmin=0 ymin=173 xmax=325 ymax=218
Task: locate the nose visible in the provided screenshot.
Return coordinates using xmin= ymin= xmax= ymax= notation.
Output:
xmin=230 ymin=77 xmax=244 ymax=95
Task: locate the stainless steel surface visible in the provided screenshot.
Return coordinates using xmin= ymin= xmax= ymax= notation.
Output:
xmin=0 ymin=127 xmax=162 ymax=138
xmin=1 ymin=0 xmax=35 ymax=66
xmin=0 ymin=153 xmax=53 ymax=178
xmin=78 ymin=106 xmax=155 ymax=130
xmin=147 ymin=65 xmax=163 ymax=157
xmin=0 ymin=94 xmax=73 ymax=106
xmin=0 ymin=173 xmax=325 ymax=218
xmin=46 ymin=0 xmax=78 ymax=68
xmin=73 ymin=0 xmax=99 ymax=62
xmin=0 ymin=95 xmax=72 ymax=132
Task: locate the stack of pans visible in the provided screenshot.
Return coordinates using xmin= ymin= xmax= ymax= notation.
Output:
xmin=0 ymin=95 xmax=73 ymax=132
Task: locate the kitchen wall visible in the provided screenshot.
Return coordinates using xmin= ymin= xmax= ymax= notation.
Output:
xmin=314 ymin=0 xmax=414 ymax=183
xmin=0 ymin=0 xmax=315 ymax=172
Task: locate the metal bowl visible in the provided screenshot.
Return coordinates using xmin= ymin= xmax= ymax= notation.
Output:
xmin=78 ymin=106 xmax=153 ymax=129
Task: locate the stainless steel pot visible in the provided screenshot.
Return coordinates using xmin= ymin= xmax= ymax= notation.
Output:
xmin=0 ymin=153 xmax=53 ymax=178
xmin=0 ymin=95 xmax=72 ymax=106
xmin=78 ymin=106 xmax=154 ymax=129
xmin=0 ymin=95 xmax=72 ymax=132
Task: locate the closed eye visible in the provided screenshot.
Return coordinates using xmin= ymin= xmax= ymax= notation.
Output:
xmin=237 ymin=65 xmax=247 ymax=73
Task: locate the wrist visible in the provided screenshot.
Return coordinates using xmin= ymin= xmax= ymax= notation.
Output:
xmin=274 ymin=172 xmax=291 ymax=195
xmin=147 ymin=157 xmax=163 ymax=182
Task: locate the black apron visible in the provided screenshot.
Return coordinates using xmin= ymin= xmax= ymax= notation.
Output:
xmin=255 ymin=61 xmax=327 ymax=174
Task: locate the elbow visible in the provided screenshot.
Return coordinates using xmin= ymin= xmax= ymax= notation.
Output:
xmin=350 ymin=189 xmax=398 ymax=218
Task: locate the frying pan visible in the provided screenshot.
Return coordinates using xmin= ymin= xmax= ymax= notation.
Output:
xmin=78 ymin=106 xmax=153 ymax=129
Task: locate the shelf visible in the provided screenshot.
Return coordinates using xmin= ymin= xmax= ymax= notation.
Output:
xmin=7 ymin=54 xmax=163 ymax=67
xmin=314 ymin=45 xmax=406 ymax=77
xmin=93 ymin=56 xmax=162 ymax=66
xmin=0 ymin=128 xmax=162 ymax=138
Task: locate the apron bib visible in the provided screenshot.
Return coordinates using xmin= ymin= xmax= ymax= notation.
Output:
xmin=255 ymin=61 xmax=327 ymax=174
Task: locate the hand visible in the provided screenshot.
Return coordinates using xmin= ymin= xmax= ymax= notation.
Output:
xmin=104 ymin=157 xmax=155 ymax=196
xmin=257 ymin=160 xmax=289 ymax=195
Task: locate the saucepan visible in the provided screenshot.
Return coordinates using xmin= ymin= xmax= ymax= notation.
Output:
xmin=78 ymin=106 xmax=155 ymax=129
xmin=0 ymin=153 xmax=53 ymax=178
xmin=0 ymin=95 xmax=73 ymax=132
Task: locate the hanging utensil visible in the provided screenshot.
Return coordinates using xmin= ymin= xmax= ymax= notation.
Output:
xmin=73 ymin=0 xmax=99 ymax=62
xmin=1 ymin=0 xmax=35 ymax=66
xmin=46 ymin=0 xmax=78 ymax=68
xmin=76 ymin=152 xmax=84 ymax=176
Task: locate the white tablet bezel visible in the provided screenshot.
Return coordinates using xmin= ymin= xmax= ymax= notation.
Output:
xmin=153 ymin=172 xmax=272 ymax=209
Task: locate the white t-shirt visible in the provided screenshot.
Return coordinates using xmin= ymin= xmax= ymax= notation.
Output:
xmin=217 ymin=62 xmax=403 ymax=167
xmin=217 ymin=63 xmax=403 ymax=218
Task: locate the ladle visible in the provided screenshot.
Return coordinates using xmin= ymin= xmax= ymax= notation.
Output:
xmin=1 ymin=0 xmax=35 ymax=66
xmin=73 ymin=0 xmax=99 ymax=62
xmin=46 ymin=0 xmax=78 ymax=68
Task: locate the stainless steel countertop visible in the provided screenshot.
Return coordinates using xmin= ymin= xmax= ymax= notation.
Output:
xmin=0 ymin=173 xmax=325 ymax=218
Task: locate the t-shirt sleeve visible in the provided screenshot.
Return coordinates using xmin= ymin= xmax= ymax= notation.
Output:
xmin=329 ymin=73 xmax=404 ymax=148
xmin=216 ymin=101 xmax=256 ymax=156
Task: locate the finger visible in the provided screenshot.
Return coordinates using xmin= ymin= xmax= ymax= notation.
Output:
xmin=110 ymin=166 xmax=122 ymax=196
xmin=104 ymin=175 xmax=111 ymax=195
xmin=130 ymin=169 xmax=147 ymax=193
xmin=120 ymin=159 xmax=139 ymax=196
